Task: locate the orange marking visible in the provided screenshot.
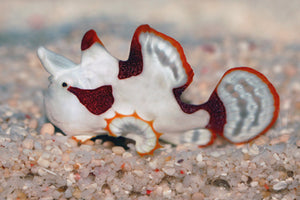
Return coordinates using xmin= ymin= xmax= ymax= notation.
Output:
xmin=121 ymin=163 xmax=126 ymax=170
xmin=165 ymin=156 xmax=172 ymax=161
xmin=264 ymin=183 xmax=270 ymax=190
xmin=71 ymin=136 xmax=80 ymax=142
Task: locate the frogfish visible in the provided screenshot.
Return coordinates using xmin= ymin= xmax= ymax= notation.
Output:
xmin=37 ymin=24 xmax=280 ymax=156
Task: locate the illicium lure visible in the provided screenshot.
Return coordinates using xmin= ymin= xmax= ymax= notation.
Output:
xmin=38 ymin=24 xmax=279 ymax=156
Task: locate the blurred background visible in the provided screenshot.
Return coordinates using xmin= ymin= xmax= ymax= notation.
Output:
xmin=0 ymin=0 xmax=299 ymax=118
xmin=1 ymin=0 xmax=299 ymax=49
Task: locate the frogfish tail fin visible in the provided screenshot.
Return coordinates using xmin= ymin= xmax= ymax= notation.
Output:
xmin=202 ymin=67 xmax=280 ymax=144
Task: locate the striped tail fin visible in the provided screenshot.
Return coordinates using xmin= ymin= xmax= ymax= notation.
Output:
xmin=199 ymin=67 xmax=280 ymax=145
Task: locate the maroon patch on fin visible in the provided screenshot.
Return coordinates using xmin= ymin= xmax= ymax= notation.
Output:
xmin=173 ymin=86 xmax=226 ymax=135
xmin=118 ymin=26 xmax=144 ymax=79
xmin=200 ymin=91 xmax=226 ymax=135
xmin=81 ymin=29 xmax=104 ymax=51
xmin=68 ymin=85 xmax=114 ymax=115
xmin=173 ymin=86 xmax=202 ymax=113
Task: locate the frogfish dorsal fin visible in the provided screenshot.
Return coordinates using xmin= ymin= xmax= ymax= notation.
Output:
xmin=118 ymin=25 xmax=144 ymax=79
xmin=119 ymin=24 xmax=194 ymax=89
xmin=80 ymin=29 xmax=115 ymax=66
xmin=81 ymin=29 xmax=104 ymax=51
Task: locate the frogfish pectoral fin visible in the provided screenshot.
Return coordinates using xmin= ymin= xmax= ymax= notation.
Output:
xmin=104 ymin=112 xmax=162 ymax=156
xmin=201 ymin=67 xmax=280 ymax=144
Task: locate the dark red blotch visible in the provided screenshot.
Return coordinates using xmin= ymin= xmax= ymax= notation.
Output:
xmin=81 ymin=29 xmax=103 ymax=51
xmin=173 ymin=86 xmax=226 ymax=136
xmin=200 ymin=91 xmax=227 ymax=135
xmin=118 ymin=26 xmax=144 ymax=79
xmin=68 ymin=85 xmax=114 ymax=115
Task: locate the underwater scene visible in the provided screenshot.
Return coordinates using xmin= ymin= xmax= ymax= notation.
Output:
xmin=0 ymin=1 xmax=299 ymax=199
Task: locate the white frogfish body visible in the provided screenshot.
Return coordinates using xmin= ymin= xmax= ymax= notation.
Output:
xmin=38 ymin=25 xmax=279 ymax=155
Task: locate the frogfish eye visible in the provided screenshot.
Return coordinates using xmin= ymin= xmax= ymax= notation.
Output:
xmin=62 ymin=82 xmax=68 ymax=87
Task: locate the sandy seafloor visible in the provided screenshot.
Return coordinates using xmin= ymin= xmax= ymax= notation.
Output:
xmin=0 ymin=1 xmax=299 ymax=199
